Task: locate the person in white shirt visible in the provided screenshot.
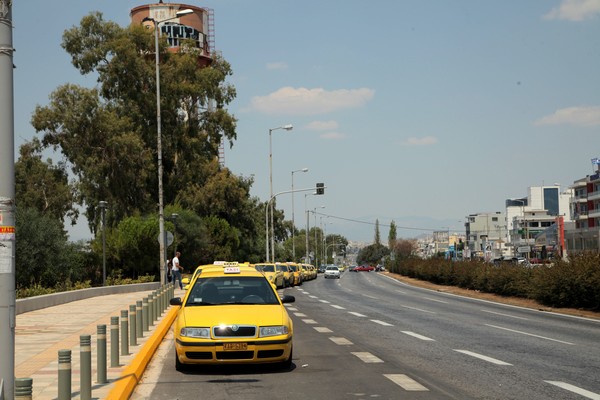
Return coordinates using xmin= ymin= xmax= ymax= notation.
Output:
xmin=171 ymin=251 xmax=184 ymax=289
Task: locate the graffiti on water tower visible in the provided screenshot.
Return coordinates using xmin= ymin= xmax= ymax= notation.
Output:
xmin=161 ymin=22 xmax=205 ymax=49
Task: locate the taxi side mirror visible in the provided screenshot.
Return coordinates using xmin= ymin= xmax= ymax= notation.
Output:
xmin=170 ymin=297 xmax=182 ymax=306
xmin=182 ymin=278 xmax=190 ymax=284
xmin=280 ymin=295 xmax=295 ymax=304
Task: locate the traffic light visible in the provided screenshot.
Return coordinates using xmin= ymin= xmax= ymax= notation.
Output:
xmin=316 ymin=182 xmax=325 ymax=195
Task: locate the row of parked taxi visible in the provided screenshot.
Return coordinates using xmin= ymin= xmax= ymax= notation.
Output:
xmin=181 ymin=262 xmax=318 ymax=291
xmin=253 ymin=262 xmax=318 ymax=289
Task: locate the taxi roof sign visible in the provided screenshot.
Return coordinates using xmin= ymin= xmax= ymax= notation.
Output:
xmin=224 ymin=266 xmax=241 ymax=274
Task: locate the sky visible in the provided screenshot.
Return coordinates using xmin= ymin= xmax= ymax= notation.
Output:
xmin=11 ymin=0 xmax=600 ymax=243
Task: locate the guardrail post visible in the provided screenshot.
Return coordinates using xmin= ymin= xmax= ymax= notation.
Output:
xmin=136 ymin=300 xmax=143 ymax=338
xmin=97 ymin=325 xmax=107 ymax=384
xmin=111 ymin=316 xmax=120 ymax=367
xmin=120 ymin=311 xmax=128 ymax=356
xmin=130 ymin=304 xmax=138 ymax=346
xmin=80 ymin=334 xmax=92 ymax=400
xmin=148 ymin=294 xmax=154 ymax=326
xmin=58 ymin=349 xmax=71 ymax=400
xmin=142 ymin=297 xmax=149 ymax=333
xmin=14 ymin=378 xmax=32 ymax=400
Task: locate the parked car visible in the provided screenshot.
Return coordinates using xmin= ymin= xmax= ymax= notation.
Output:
xmin=324 ymin=265 xmax=341 ymax=279
xmin=170 ymin=262 xmax=295 ymax=371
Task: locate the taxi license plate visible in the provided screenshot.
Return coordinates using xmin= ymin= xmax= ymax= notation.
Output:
xmin=223 ymin=343 xmax=247 ymax=351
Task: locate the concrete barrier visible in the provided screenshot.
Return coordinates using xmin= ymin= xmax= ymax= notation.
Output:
xmin=16 ymin=282 xmax=161 ymax=315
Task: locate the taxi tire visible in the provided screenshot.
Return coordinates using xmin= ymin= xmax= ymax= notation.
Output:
xmin=280 ymin=346 xmax=293 ymax=370
xmin=175 ymin=351 xmax=189 ymax=372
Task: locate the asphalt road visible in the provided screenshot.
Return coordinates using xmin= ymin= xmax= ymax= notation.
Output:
xmin=133 ymin=271 xmax=600 ymax=400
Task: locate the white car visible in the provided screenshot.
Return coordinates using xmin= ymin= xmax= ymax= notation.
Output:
xmin=324 ymin=266 xmax=340 ymax=279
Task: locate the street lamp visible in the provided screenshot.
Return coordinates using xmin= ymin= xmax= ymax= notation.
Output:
xmin=170 ymin=213 xmax=179 ymax=258
xmin=305 ymin=192 xmax=316 ymax=263
xmin=98 ymin=201 xmax=108 ymax=286
xmin=291 ymin=167 xmax=308 ymax=260
xmin=268 ymin=124 xmax=293 ymax=262
xmin=142 ymin=8 xmax=194 ymax=285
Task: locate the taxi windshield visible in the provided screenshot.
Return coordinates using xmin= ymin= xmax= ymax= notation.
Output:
xmin=255 ymin=264 xmax=275 ymax=272
xmin=186 ymin=276 xmax=279 ymax=306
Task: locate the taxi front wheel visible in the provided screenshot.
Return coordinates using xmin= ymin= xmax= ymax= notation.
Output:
xmin=175 ymin=351 xmax=189 ymax=372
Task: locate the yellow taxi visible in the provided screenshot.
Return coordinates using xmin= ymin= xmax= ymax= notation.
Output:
xmin=170 ymin=262 xmax=295 ymax=370
xmin=276 ymin=263 xmax=294 ymax=287
xmin=303 ymin=263 xmax=317 ymax=280
xmin=182 ymin=261 xmax=231 ymax=290
xmin=286 ymin=262 xmax=303 ymax=286
xmin=253 ymin=263 xmax=285 ymax=289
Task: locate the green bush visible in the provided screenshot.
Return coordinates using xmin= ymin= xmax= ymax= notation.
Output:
xmin=395 ymin=255 xmax=599 ymax=311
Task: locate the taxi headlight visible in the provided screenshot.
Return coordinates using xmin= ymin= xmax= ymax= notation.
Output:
xmin=181 ymin=327 xmax=211 ymax=338
xmin=260 ymin=326 xmax=289 ymax=337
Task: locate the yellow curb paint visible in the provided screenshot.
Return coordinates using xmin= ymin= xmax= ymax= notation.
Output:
xmin=107 ymin=307 xmax=178 ymax=400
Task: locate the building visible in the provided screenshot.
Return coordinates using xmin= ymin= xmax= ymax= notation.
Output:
xmin=465 ymin=212 xmax=506 ymax=260
xmin=566 ymin=163 xmax=600 ymax=254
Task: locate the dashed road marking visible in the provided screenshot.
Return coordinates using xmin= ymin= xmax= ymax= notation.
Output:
xmin=454 ymin=349 xmax=512 ymax=365
xmin=351 ymin=352 xmax=383 ymax=363
xmin=331 ymin=304 xmax=345 ymax=310
xmin=348 ymin=311 xmax=367 ymax=317
xmin=294 ymin=312 xmax=307 ymax=317
xmin=319 ymin=299 xmax=330 ymax=303
xmin=329 ymin=337 xmax=353 ymax=345
xmin=545 ymin=381 xmax=600 ymax=400
xmin=486 ymin=324 xmax=574 ymax=345
xmin=400 ymin=305 xmax=436 ymax=314
xmin=309 ymin=295 xmax=318 ymax=299
xmin=402 ymin=331 xmax=435 ymax=341
xmin=384 ymin=374 xmax=429 ymax=391
xmin=286 ymin=306 xmax=298 ymax=311
xmin=371 ymin=319 xmax=393 ymax=326
xmin=314 ymin=327 xmax=333 ymax=333
xmin=302 ymin=319 xmax=318 ymax=324
xmin=480 ymin=309 xmax=529 ymax=320
xmin=422 ymin=297 xmax=448 ymax=304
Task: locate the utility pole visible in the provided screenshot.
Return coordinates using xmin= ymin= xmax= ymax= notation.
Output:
xmin=0 ymin=1 xmax=16 ymax=398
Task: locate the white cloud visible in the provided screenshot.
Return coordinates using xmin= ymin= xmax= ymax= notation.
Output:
xmin=320 ymin=132 xmax=346 ymax=140
xmin=535 ymin=106 xmax=600 ymax=127
xmin=248 ymin=87 xmax=375 ymax=116
xmin=306 ymin=120 xmax=339 ymax=131
xmin=543 ymin=0 xmax=600 ymax=21
xmin=399 ymin=136 xmax=438 ymax=146
xmin=266 ymin=62 xmax=288 ymax=70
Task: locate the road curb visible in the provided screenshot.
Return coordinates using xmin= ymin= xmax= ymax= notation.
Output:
xmin=106 ymin=306 xmax=179 ymax=400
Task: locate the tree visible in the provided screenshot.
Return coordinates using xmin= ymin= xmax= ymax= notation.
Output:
xmin=374 ymin=219 xmax=381 ymax=245
xmin=31 ymin=12 xmax=237 ymax=234
xmin=388 ymin=220 xmax=397 ymax=252
xmin=15 ymin=139 xmax=78 ymax=225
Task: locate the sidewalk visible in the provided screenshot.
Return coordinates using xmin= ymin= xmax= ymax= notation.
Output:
xmin=15 ymin=288 xmax=184 ymax=399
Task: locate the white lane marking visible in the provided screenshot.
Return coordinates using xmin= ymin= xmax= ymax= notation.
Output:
xmin=361 ymin=294 xmax=378 ymax=300
xmin=286 ymin=306 xmax=298 ymax=311
xmin=348 ymin=311 xmax=367 ymax=317
xmin=351 ymin=352 xmax=384 ymax=363
xmin=486 ymin=324 xmax=574 ymax=345
xmin=454 ymin=349 xmax=512 ymax=366
xmin=314 ymin=327 xmax=333 ymax=333
xmin=422 ymin=297 xmax=448 ymax=304
xmin=384 ymin=374 xmax=429 ymax=391
xmin=301 ymin=291 xmax=309 ymax=294
xmin=331 ymin=304 xmax=346 ymax=310
xmin=330 ymin=337 xmax=353 ymax=345
xmin=545 ymin=381 xmax=600 ymax=400
xmin=395 ymin=289 xmax=407 ymax=294
xmin=309 ymin=295 xmax=318 ymax=299
xmin=319 ymin=299 xmax=330 ymax=304
xmin=481 ymin=309 xmax=529 ymax=320
xmin=371 ymin=319 xmax=393 ymax=326
xmin=400 ymin=304 xmax=436 ymax=314
xmin=302 ymin=319 xmax=318 ymax=324
xmin=294 ymin=312 xmax=307 ymax=317
xmin=402 ymin=331 xmax=435 ymax=341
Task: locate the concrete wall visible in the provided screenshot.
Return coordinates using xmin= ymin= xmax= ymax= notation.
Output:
xmin=16 ymin=282 xmax=161 ymax=315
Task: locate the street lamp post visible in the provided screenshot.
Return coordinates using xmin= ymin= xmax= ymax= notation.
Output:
xmin=143 ymin=8 xmax=194 ymax=285
xmin=268 ymin=124 xmax=293 ymax=262
xmin=98 ymin=201 xmax=108 ymax=286
xmin=291 ymin=168 xmax=308 ymax=261
xmin=305 ymin=192 xmax=316 ymax=263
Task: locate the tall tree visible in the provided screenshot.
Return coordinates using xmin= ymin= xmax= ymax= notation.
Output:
xmin=374 ymin=219 xmax=381 ymax=245
xmin=31 ymin=12 xmax=238 ymax=233
xmin=388 ymin=220 xmax=397 ymax=253
xmin=15 ymin=139 xmax=78 ymax=225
